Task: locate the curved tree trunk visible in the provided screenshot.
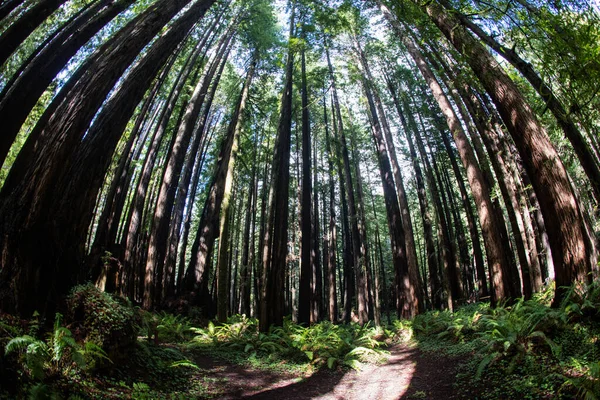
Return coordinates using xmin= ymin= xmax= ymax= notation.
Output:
xmin=0 ymin=0 xmax=67 ymax=67
xmin=440 ymin=0 xmax=600 ymax=203
xmin=0 ymin=0 xmax=133 ymax=165
xmin=0 ymin=0 xmax=212 ymax=317
xmin=413 ymin=0 xmax=592 ymax=305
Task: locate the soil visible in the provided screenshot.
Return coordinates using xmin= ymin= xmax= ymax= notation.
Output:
xmin=191 ymin=344 xmax=459 ymax=399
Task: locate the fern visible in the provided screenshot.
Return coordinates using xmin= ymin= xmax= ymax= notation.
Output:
xmin=170 ymin=360 xmax=200 ymax=370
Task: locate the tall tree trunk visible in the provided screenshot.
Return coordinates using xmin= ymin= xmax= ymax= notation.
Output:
xmin=387 ymin=83 xmax=447 ymax=307
xmin=215 ymin=52 xmax=257 ymax=322
xmin=440 ymin=0 xmax=600 ymax=203
xmin=0 ymin=0 xmax=214 ymax=317
xmin=331 ymin=92 xmax=354 ymax=323
xmin=0 ymin=0 xmax=134 ymax=165
xmin=312 ymin=129 xmax=323 ymax=323
xmin=0 ymin=0 xmax=67 ymax=67
xmin=325 ymin=43 xmax=368 ymax=325
xmin=298 ymin=43 xmax=313 ymax=326
xmin=177 ymin=119 xmax=217 ymax=292
xmin=145 ymin=29 xmax=232 ymax=309
xmin=260 ymin=4 xmax=295 ymax=331
xmin=324 ymin=93 xmax=338 ymax=323
xmin=382 ymin=16 xmax=513 ymax=304
xmin=356 ymin=47 xmax=422 ymax=314
xmin=360 ymin=66 xmax=414 ymax=318
xmin=411 ymin=0 xmax=592 ymax=305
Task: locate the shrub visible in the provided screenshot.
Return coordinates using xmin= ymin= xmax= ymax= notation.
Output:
xmin=65 ymin=284 xmax=140 ymax=362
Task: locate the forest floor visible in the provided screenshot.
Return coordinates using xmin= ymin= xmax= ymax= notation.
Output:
xmin=189 ymin=343 xmax=458 ymax=399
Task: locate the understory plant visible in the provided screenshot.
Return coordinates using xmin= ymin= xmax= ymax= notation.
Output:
xmin=4 ymin=313 xmax=109 ymax=398
xmin=190 ymin=315 xmax=389 ymax=370
xmin=405 ymin=282 xmax=600 ymax=399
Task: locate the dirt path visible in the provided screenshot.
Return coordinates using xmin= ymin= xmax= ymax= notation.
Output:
xmin=193 ymin=344 xmax=459 ymax=399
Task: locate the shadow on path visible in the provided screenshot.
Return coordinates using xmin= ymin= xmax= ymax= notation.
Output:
xmin=193 ymin=344 xmax=459 ymax=399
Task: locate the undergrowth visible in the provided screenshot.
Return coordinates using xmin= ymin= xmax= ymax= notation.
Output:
xmin=396 ymin=282 xmax=600 ymax=399
xmin=189 ymin=315 xmax=389 ymax=373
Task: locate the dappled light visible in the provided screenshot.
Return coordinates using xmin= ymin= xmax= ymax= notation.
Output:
xmin=1 ymin=0 xmax=599 ymax=398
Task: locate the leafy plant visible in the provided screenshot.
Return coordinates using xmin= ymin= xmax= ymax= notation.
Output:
xmin=66 ymin=283 xmax=140 ymax=360
xmin=191 ymin=316 xmax=388 ymax=371
xmin=475 ymin=299 xmax=564 ymax=378
xmin=5 ymin=313 xmax=110 ymax=382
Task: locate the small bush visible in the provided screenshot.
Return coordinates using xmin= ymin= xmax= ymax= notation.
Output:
xmin=65 ymin=284 xmax=140 ymax=362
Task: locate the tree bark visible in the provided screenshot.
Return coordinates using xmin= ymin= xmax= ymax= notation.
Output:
xmin=0 ymin=0 xmax=212 ymax=317
xmin=215 ymin=52 xmax=257 ymax=322
xmin=440 ymin=0 xmax=600 ymax=203
xmin=413 ymin=0 xmax=592 ymax=305
xmin=325 ymin=43 xmax=368 ymax=325
xmin=0 ymin=0 xmax=133 ymax=165
xmin=0 ymin=0 xmax=67 ymax=67
xmin=298 ymin=43 xmax=313 ymax=326
xmin=260 ymin=4 xmax=295 ymax=331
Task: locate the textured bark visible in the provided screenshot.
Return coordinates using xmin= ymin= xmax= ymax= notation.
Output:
xmin=145 ymin=28 xmax=232 ymax=310
xmin=177 ymin=120 xmax=217 ymax=292
xmin=350 ymin=136 xmax=372 ymax=321
xmin=240 ymin=144 xmax=257 ymax=316
xmin=259 ymin=5 xmax=295 ymax=331
xmin=0 ymin=0 xmax=133 ymax=165
xmin=0 ymin=0 xmax=67 ymax=67
xmin=312 ymin=130 xmax=323 ymax=322
xmin=326 ymin=44 xmax=368 ymax=325
xmin=90 ymin=42 xmax=176 ymax=286
xmin=323 ymin=93 xmax=338 ymax=323
xmin=392 ymin=91 xmax=444 ymax=308
xmin=0 ymin=0 xmax=205 ymax=317
xmin=360 ymin=60 xmax=413 ymax=318
xmin=298 ymin=44 xmax=313 ymax=326
xmin=215 ymin=53 xmax=257 ymax=322
xmin=417 ymin=0 xmax=592 ymax=306
xmin=427 ymin=136 xmax=461 ymax=309
xmin=441 ymin=0 xmax=600 ymax=203
xmin=438 ymin=128 xmax=488 ymax=298
xmin=396 ymin=27 xmax=512 ymax=304
xmin=330 ymin=89 xmax=354 ymax=323
xmin=357 ymin=47 xmax=423 ymax=314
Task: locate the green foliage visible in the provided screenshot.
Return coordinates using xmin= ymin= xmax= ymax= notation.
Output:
xmin=190 ymin=315 xmax=388 ymax=371
xmin=66 ymin=284 xmax=140 ymax=359
xmin=407 ymin=283 xmax=600 ymax=399
xmin=138 ymin=311 xmax=194 ymax=344
xmin=4 ymin=312 xmax=109 ymax=400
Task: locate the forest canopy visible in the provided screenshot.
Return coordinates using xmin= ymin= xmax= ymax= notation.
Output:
xmin=0 ymin=0 xmax=598 ymax=331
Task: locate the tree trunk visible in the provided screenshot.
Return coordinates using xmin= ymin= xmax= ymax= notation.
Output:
xmin=440 ymin=0 xmax=600 ymax=203
xmin=385 ymin=19 xmax=513 ymax=304
xmin=298 ymin=43 xmax=313 ymax=326
xmin=0 ymin=0 xmax=213 ymax=317
xmin=360 ymin=65 xmax=414 ymax=318
xmin=357 ymin=48 xmax=422 ymax=314
xmin=0 ymin=0 xmax=134 ymax=165
xmin=324 ymin=92 xmax=338 ymax=323
xmin=413 ymin=0 xmax=592 ymax=306
xmin=325 ymin=43 xmax=368 ymax=325
xmin=0 ymin=0 xmax=67 ymax=67
xmin=145 ymin=29 xmax=232 ymax=309
xmin=215 ymin=53 xmax=257 ymax=322
xmin=260 ymin=4 xmax=295 ymax=331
